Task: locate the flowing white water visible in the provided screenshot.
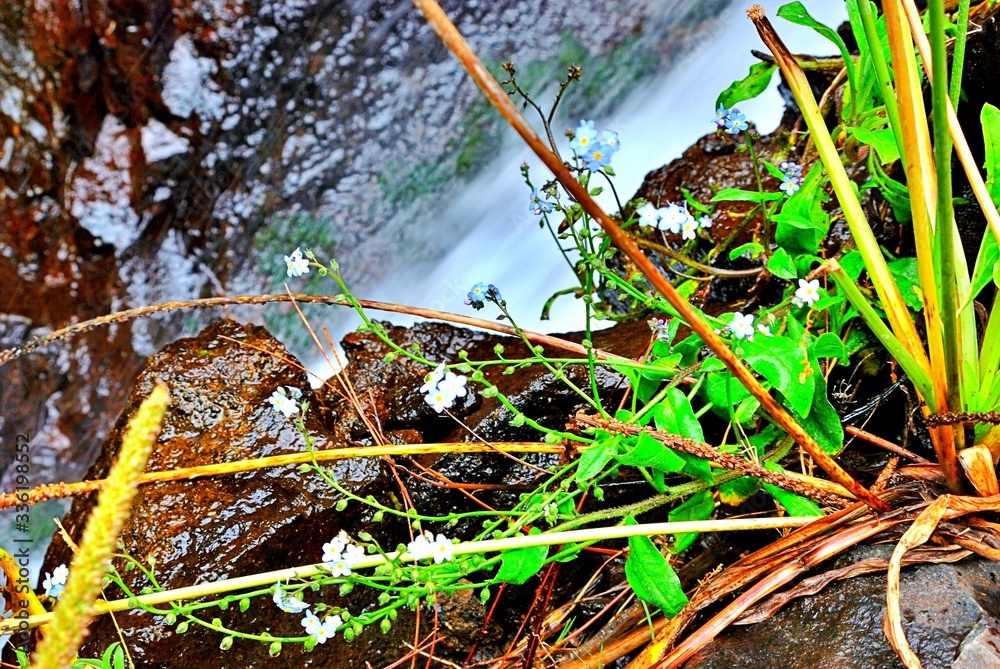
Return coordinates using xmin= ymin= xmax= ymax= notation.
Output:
xmin=328 ymin=1 xmax=847 ymax=371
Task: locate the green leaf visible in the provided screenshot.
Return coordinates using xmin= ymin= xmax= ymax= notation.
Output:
xmin=667 ymin=490 xmax=715 ymax=554
xmin=729 ymin=242 xmax=765 ymax=261
xmin=654 ymin=389 xmax=713 ymax=483
xmin=740 ymin=336 xmax=815 ymax=417
xmin=851 ymin=126 xmax=900 ymax=164
xmin=716 ymin=61 xmax=777 ymax=109
xmin=809 ymin=332 xmax=848 ymax=363
xmin=616 ymin=431 xmax=686 ymax=473
xmin=577 ymin=436 xmax=618 ymax=481
xmin=719 ymin=476 xmax=761 ymax=505
xmin=969 ymin=231 xmax=999 ymax=301
xmin=982 ymin=103 xmax=1000 ymax=203
xmin=711 ymin=187 xmax=782 ymax=204
xmin=772 ymin=165 xmax=830 ymax=255
xmin=496 ymin=529 xmax=548 ymax=584
xmin=787 ymin=372 xmax=844 ymax=454
xmin=762 ymin=464 xmax=824 ymax=516
xmin=887 ymin=257 xmax=924 ymax=311
xmin=777 ymin=3 xmax=857 ymax=117
xmin=766 ymin=248 xmax=798 ymax=280
xmin=624 ymin=517 xmax=688 ymax=616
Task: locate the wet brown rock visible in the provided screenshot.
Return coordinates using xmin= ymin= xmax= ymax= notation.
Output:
xmin=683 ymin=545 xmax=1000 ymax=669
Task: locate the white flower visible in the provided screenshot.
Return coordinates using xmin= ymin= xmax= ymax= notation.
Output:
xmin=658 ymin=203 xmax=688 ymax=234
xmin=420 ymin=364 xmax=447 ymax=394
xmin=322 ymin=542 xmax=342 ymax=564
xmin=438 ymin=371 xmax=467 ymax=399
xmin=681 ymin=217 xmax=699 ymax=240
xmin=430 ymin=533 xmax=454 ymax=564
xmin=757 ymin=323 xmax=773 ymax=337
xmin=342 ymin=543 xmax=366 ymax=567
xmin=267 ymin=388 xmax=299 ymax=417
xmin=636 ymin=202 xmax=661 ymax=228
xmin=42 ymin=564 xmax=69 ymax=599
xmin=326 ymin=556 xmax=352 ymax=578
xmin=272 ymin=582 xmax=309 ymax=614
xmin=425 ymin=388 xmax=454 ymax=413
xmin=794 ymin=279 xmax=821 ymax=307
xmin=284 ymin=247 xmax=310 ymax=277
xmin=314 ymin=615 xmax=342 ymax=644
xmin=730 ymin=312 xmax=756 ymax=341
xmin=699 ymin=215 xmax=712 ymax=229
xmin=285 ymin=386 xmax=303 ymax=400
xmin=301 ymin=611 xmax=321 ymax=634
xmin=406 ymin=531 xmax=434 ymax=561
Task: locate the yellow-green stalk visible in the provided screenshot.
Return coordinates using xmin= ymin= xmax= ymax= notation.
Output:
xmin=31 ymin=383 xmax=169 ymax=668
xmin=748 ymin=5 xmax=929 ymax=376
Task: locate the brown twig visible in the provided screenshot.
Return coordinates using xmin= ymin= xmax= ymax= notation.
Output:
xmin=573 ymin=412 xmax=851 ymax=509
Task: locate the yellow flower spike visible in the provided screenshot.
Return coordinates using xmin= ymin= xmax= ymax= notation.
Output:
xmin=31 ymin=383 xmax=170 ymax=669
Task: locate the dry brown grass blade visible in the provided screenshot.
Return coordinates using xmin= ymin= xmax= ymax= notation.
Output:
xmin=737 ymin=545 xmax=970 ymax=625
xmin=650 ymin=514 xmax=907 ymax=669
xmin=558 ymin=502 xmax=874 ymax=669
xmin=410 ymin=0 xmax=888 ymax=513
xmin=884 ymin=495 xmax=950 ymax=669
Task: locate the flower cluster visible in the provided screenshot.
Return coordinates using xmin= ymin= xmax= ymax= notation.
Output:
xmin=719 ymin=312 xmax=772 ymax=342
xmin=635 ymin=201 xmax=711 ymax=239
xmin=301 ymin=611 xmax=342 ymax=645
xmin=529 ymin=188 xmax=554 ymax=215
xmin=569 ymin=120 xmax=620 ymax=172
xmin=322 ymin=530 xmax=367 ymax=577
xmin=284 ymin=247 xmax=310 ymax=277
xmin=793 ymin=278 xmax=821 ymax=307
xmin=713 ymin=104 xmax=749 ymax=135
xmin=267 ymin=386 xmax=303 ymax=418
xmin=419 ymin=363 xmax=468 ymax=413
xmin=406 ymin=530 xmax=454 ymax=564
xmin=42 ymin=564 xmax=68 ymax=599
xmin=779 ymin=161 xmax=804 ymax=196
xmin=465 ymin=282 xmax=503 ymax=310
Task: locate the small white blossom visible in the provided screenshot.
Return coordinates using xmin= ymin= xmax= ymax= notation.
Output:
xmin=326 ymin=556 xmax=352 ymax=578
xmin=658 ymin=203 xmax=689 ymax=234
xmin=406 ymin=531 xmax=434 ymax=561
xmin=794 ymin=279 xmax=821 ymax=307
xmin=42 ymin=564 xmax=69 ymax=599
xmin=636 ymin=202 xmax=661 ymax=228
xmin=267 ymin=388 xmax=299 ymax=417
xmin=420 ymin=364 xmax=447 ymax=394
xmin=285 ymin=386 xmax=303 ymax=400
xmin=757 ymin=323 xmax=773 ymax=337
xmin=681 ymin=217 xmax=699 ymax=240
xmin=425 ymin=389 xmax=453 ymax=413
xmin=438 ymin=371 xmax=467 ymax=399
xmin=342 ymin=543 xmax=366 ymax=567
xmin=313 ymin=615 xmax=342 ymax=644
xmin=284 ymin=247 xmax=310 ymax=277
xmin=430 ymin=533 xmax=454 ymax=564
xmin=302 ymin=611 xmax=321 ymax=634
xmin=272 ymin=582 xmax=309 ymax=614
xmin=699 ymin=215 xmax=712 ymax=229
xmin=730 ymin=312 xmax=756 ymax=341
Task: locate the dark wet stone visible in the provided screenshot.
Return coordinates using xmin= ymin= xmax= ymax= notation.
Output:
xmin=683 ymin=546 xmax=1000 ymax=669
xmin=37 ymin=316 xmax=655 ymax=667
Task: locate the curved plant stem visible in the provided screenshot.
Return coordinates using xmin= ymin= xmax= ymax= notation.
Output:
xmin=412 ymin=0 xmax=888 ymax=512
xmin=0 ymin=294 xmax=629 ymax=368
